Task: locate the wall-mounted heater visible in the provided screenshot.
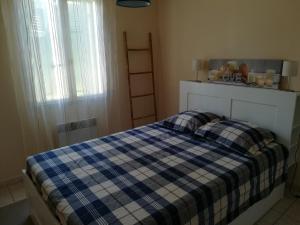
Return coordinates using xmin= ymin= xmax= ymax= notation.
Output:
xmin=57 ymin=118 xmax=97 ymax=147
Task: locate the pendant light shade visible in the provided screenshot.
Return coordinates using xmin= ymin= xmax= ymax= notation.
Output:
xmin=117 ymin=0 xmax=151 ymax=8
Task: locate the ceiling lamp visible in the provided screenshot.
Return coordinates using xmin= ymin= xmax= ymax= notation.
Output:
xmin=117 ymin=0 xmax=151 ymax=8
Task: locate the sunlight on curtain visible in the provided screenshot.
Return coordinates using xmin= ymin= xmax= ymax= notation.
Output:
xmin=1 ymin=0 xmax=121 ymax=155
xmin=32 ymin=0 xmax=70 ymax=101
xmin=68 ymin=1 xmax=105 ymax=97
xmin=31 ymin=0 xmax=105 ymax=101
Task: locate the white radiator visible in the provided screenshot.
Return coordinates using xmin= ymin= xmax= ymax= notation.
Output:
xmin=57 ymin=118 xmax=98 ymax=147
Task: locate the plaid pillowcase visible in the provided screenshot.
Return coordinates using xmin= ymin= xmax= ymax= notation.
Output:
xmin=161 ymin=111 xmax=220 ymax=133
xmin=194 ymin=120 xmax=276 ymax=154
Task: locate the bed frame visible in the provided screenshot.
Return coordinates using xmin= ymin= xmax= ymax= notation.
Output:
xmin=179 ymin=81 xmax=300 ymax=225
xmin=180 ymin=81 xmax=300 ymax=167
xmin=23 ymin=81 xmax=300 ymax=225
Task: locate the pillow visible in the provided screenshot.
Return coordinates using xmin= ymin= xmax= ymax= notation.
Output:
xmin=194 ymin=120 xmax=275 ymax=154
xmin=161 ymin=111 xmax=220 ymax=133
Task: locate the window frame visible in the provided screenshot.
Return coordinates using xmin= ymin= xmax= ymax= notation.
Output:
xmin=33 ymin=0 xmax=104 ymax=103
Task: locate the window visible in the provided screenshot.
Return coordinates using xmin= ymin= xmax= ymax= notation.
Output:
xmin=32 ymin=0 xmax=104 ymax=102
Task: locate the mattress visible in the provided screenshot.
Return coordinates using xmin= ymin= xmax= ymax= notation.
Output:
xmin=26 ymin=123 xmax=288 ymax=225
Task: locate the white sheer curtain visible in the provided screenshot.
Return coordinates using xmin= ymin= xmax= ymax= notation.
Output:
xmin=1 ymin=0 xmax=121 ymax=155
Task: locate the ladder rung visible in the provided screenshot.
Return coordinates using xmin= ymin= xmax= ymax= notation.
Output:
xmin=128 ymin=48 xmax=150 ymax=52
xmin=131 ymin=93 xmax=153 ymax=99
xmin=133 ymin=114 xmax=155 ymax=121
xmin=123 ymin=31 xmax=157 ymax=128
xmin=129 ymin=71 xmax=153 ymax=75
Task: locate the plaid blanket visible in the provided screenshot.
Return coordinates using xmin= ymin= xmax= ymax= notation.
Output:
xmin=26 ymin=123 xmax=288 ymax=225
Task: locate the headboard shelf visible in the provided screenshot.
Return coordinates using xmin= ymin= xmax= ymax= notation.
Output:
xmin=180 ymin=80 xmax=300 ymax=166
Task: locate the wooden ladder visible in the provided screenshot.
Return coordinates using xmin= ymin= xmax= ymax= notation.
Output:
xmin=123 ymin=31 xmax=158 ymax=128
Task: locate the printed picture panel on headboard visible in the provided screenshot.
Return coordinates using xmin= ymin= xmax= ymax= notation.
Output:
xmin=208 ymin=59 xmax=284 ymax=89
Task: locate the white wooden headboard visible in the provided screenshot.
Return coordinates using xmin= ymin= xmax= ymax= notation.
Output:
xmin=180 ymin=81 xmax=300 ymax=165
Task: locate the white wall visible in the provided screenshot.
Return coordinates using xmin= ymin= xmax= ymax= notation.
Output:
xmin=157 ymin=0 xmax=300 ymax=118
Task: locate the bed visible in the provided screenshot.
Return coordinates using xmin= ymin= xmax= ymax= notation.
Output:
xmin=23 ymin=81 xmax=300 ymax=225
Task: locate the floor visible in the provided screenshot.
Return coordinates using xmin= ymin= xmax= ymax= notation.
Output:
xmin=0 ymin=181 xmax=26 ymax=207
xmin=255 ymin=192 xmax=300 ymax=225
xmin=0 ymin=199 xmax=33 ymax=225
xmin=0 ymin=181 xmax=300 ymax=225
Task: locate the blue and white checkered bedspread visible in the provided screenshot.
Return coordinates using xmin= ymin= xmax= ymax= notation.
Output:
xmin=26 ymin=123 xmax=288 ymax=225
